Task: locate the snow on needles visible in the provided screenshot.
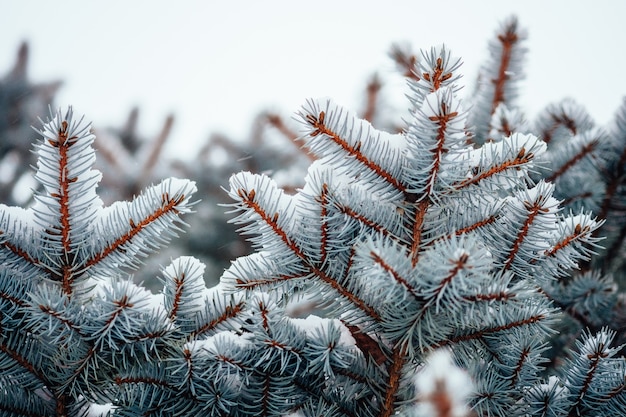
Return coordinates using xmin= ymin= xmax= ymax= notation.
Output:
xmin=411 ymin=349 xmax=473 ymax=417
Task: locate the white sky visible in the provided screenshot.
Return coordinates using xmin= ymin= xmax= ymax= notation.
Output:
xmin=3 ymin=1 xmax=625 ymax=159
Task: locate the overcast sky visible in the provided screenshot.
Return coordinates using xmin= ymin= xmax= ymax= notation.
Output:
xmin=3 ymin=1 xmax=625 ymax=159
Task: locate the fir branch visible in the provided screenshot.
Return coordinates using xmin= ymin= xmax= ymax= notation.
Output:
xmin=0 ymin=343 xmax=49 ymax=389
xmin=0 ymin=288 xmax=28 ymax=308
xmin=545 ymin=112 xmax=577 ymax=143
xmin=503 ymin=195 xmax=552 ymax=271
xmin=361 ymin=74 xmax=383 ymax=124
xmin=433 ymin=313 xmax=548 ymax=349
xmin=491 ymin=18 xmax=522 ymax=114
xmin=344 ymin=323 xmax=386 ymax=366
xmin=228 ymin=174 xmax=382 ymax=322
xmin=115 ymin=375 xmax=174 ymax=390
xmin=463 ymin=290 xmax=513 ymax=303
xmin=305 ymin=108 xmax=401 ymax=191
xmin=544 ymin=223 xmax=594 ymax=259
xmin=544 ymin=136 xmax=599 ymax=184
xmin=410 ymin=46 xmax=462 ymax=102
xmin=369 ymin=250 xmax=423 ymax=304
xmin=140 ymin=113 xmax=174 ymax=182
xmin=265 ymin=113 xmax=299 ymax=143
xmin=318 ymin=183 xmax=330 ymax=265
xmin=0 ymin=235 xmax=40 ymax=266
xmin=50 ymin=120 xmax=77 ymax=255
xmin=337 ymin=202 xmax=398 ymax=242
xmin=232 ymin=271 xmax=309 ymax=291
xmin=535 ymin=99 xmax=594 ymax=145
xmin=37 ymin=304 xmax=85 ymax=337
xmin=510 ymin=346 xmax=531 ymax=387
xmin=298 ymin=101 xmax=406 ymax=195
xmin=425 ymin=101 xmax=459 ymax=195
xmin=88 ymin=192 xmax=187 ymax=266
xmin=235 ymin=185 xmax=301 ymax=256
xmin=469 ymin=16 xmax=527 ymax=144
xmin=410 ymin=200 xmax=428 ymax=267
xmin=598 ymin=99 xmax=626 ymax=222
xmin=0 ymin=108 xmax=201 ymax=414
xmin=498 ymin=181 xmax=562 ymax=278
xmin=453 ymin=138 xmax=538 ymax=191
xmin=389 ymin=42 xmax=419 ymax=81
xmin=2 ymin=16 xmax=625 ymax=416
xmin=563 ymin=329 xmax=624 ymax=416
xmin=381 ymin=345 xmax=407 ymax=417
xmin=451 ymin=214 xmax=499 ymax=238
xmin=87 ymin=178 xmax=196 ymax=276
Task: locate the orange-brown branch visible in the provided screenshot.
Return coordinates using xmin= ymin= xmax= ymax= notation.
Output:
xmin=50 ymin=121 xmax=78 ymax=256
xmin=49 ymin=121 xmax=80 ymax=294
xmin=345 ymin=323 xmax=387 ymax=366
xmin=168 ymin=272 xmax=185 ymax=320
xmin=543 ymin=224 xmax=590 ymax=259
xmin=0 ymin=343 xmax=48 ymax=387
xmin=362 ymin=75 xmax=382 ymax=123
xmin=258 ymin=300 xmax=270 ymax=332
xmin=545 ymin=140 xmax=598 ymax=183
xmin=511 ymin=347 xmax=530 ymax=387
xmin=370 ymin=251 xmax=423 ymax=304
xmin=235 ymin=273 xmax=309 ymax=290
xmin=380 ymin=345 xmax=407 ymax=417
xmin=424 ymin=57 xmax=453 ymax=92
xmin=338 ymin=204 xmax=395 ymax=240
xmin=389 ymin=45 xmax=419 ymax=81
xmin=410 ymin=105 xmax=458 ymax=265
xmin=454 ymin=215 xmax=498 ymax=237
xmin=266 ymin=113 xmax=316 ymax=161
xmin=491 ymin=23 xmax=519 ymax=114
xmin=464 ymin=291 xmax=512 ymax=303
xmin=411 ymin=200 xmax=429 ymax=267
xmin=433 ymin=313 xmax=546 ymax=348
xmin=0 ymin=290 xmax=28 ymax=308
xmin=86 ymin=193 xmax=186 ymax=268
xmin=305 ymin=111 xmax=406 ymax=194
xmin=576 ymin=349 xmax=606 ymax=407
xmin=67 ymin=299 xmax=133 ymax=387
xmin=191 ymin=301 xmax=245 ymax=338
xmin=319 ymin=183 xmax=330 ymax=265
xmin=115 ymin=375 xmax=173 ymax=388
xmin=39 ymin=304 xmax=85 ymax=336
xmin=542 ymin=112 xmax=578 ymax=144
xmin=454 ymin=147 xmax=534 ymax=190
xmin=503 ymin=200 xmax=543 ymax=271
xmin=0 ymin=238 xmax=40 ymax=267
xmin=237 ymin=189 xmax=381 ymax=322
xmin=425 ymin=103 xmax=457 ymax=196
xmin=434 ymin=253 xmax=469 ymax=296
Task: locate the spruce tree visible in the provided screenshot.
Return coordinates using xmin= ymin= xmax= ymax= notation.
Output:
xmin=0 ymin=16 xmax=625 ymax=417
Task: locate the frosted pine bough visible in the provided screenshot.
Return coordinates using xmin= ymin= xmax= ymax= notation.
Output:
xmin=1 ymin=36 xmax=625 ymax=417
xmin=223 ymin=45 xmax=623 ymax=416
xmin=0 ymin=109 xmax=204 ymax=414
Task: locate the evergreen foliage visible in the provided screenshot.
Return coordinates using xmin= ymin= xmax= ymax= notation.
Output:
xmin=90 ymin=107 xmax=190 ymax=290
xmin=0 ymin=108 xmax=200 ymax=415
xmin=1 ymin=16 xmax=625 ymax=417
xmin=0 ymin=42 xmax=61 ymax=206
xmin=92 ymin=107 xmax=175 ymax=206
